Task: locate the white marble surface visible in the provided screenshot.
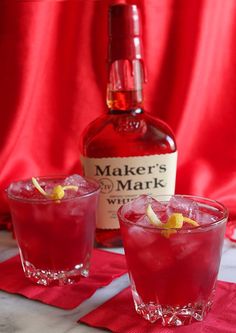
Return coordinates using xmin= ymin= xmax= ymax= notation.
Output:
xmin=0 ymin=231 xmax=236 ymax=333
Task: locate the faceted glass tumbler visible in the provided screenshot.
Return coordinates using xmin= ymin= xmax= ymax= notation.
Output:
xmin=117 ymin=195 xmax=228 ymax=326
xmin=6 ymin=176 xmax=100 ymax=286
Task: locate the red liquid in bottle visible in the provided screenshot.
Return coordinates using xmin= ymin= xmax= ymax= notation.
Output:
xmin=81 ymin=5 xmax=177 ymax=247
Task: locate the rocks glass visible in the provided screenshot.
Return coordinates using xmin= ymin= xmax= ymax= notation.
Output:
xmin=117 ymin=195 xmax=228 ymax=326
xmin=6 ymin=175 xmax=100 ymax=286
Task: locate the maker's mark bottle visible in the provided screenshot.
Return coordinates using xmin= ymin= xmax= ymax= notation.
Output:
xmin=81 ymin=4 xmax=177 ymax=247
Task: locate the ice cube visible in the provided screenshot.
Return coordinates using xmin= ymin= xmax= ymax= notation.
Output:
xmin=9 ymin=180 xmax=41 ymax=200
xmin=10 ymin=180 xmax=29 ymax=194
xmin=167 ymin=196 xmax=199 ymax=219
xmin=63 ymin=174 xmax=88 ymax=187
xmin=128 ymin=224 xmax=157 ymax=248
xmin=44 ymin=183 xmax=55 ymax=194
xmin=128 ymin=195 xmax=150 ymax=215
xmin=120 ymin=195 xmax=145 ymax=220
xmin=150 ymin=198 xmax=167 ymax=220
xmin=170 ymin=234 xmax=200 ymax=260
xmin=136 ymin=214 xmax=151 ymax=227
xmin=136 ymin=239 xmax=174 ymax=272
xmin=139 ymin=249 xmax=174 ymax=272
xmin=123 ymin=195 xmax=165 ymax=216
xmin=193 ymin=209 xmax=219 ymax=225
xmin=63 ymin=174 xmax=96 ymax=196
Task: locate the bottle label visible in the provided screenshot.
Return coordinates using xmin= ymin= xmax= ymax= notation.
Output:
xmin=81 ymin=152 xmax=178 ymax=229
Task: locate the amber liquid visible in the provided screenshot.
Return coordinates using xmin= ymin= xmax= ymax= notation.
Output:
xmin=81 ymin=90 xmax=177 ymax=247
xmin=107 ymin=90 xmax=143 ymax=110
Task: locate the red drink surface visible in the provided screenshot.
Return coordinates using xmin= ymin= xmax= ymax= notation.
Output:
xmin=7 ymin=177 xmax=99 ymax=275
xmin=119 ymin=204 xmax=226 ymax=307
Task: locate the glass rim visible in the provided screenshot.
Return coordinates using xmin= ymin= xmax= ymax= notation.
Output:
xmin=5 ymin=175 xmax=100 ymax=203
xmin=117 ymin=194 xmax=229 ymax=232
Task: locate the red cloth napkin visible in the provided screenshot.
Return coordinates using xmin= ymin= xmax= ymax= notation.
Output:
xmin=0 ymin=249 xmax=127 ymax=309
xmin=80 ymin=281 xmax=236 ymax=333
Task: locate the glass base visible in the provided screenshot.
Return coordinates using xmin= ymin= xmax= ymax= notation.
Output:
xmin=132 ymin=288 xmax=215 ymax=326
xmin=22 ymin=259 xmax=89 ymax=286
xmin=135 ymin=301 xmax=213 ymax=326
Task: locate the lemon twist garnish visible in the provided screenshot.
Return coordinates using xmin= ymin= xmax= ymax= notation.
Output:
xmin=182 ymin=216 xmax=199 ymax=227
xmin=32 ymin=177 xmax=78 ymax=201
xmin=146 ymin=204 xmax=199 ymax=238
xmin=166 ymin=213 xmax=184 ymax=228
xmin=32 ymin=177 xmax=47 ymax=196
xmin=50 ymin=185 xmax=65 ymax=200
xmin=146 ymin=204 xmax=163 ymax=227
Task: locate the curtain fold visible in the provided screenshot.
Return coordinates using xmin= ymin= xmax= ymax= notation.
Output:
xmin=0 ymin=0 xmax=235 ymax=223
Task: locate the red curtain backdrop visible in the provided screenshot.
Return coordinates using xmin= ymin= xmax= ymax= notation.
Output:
xmin=0 ymin=0 xmax=235 ymax=223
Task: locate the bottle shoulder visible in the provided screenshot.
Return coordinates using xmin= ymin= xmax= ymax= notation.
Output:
xmin=142 ymin=112 xmax=176 ymax=140
xmin=83 ymin=112 xmax=175 ymax=137
xmin=82 ymin=111 xmax=177 ymax=157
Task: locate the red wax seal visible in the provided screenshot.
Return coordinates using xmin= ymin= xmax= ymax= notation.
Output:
xmin=108 ymin=3 xmax=143 ymax=63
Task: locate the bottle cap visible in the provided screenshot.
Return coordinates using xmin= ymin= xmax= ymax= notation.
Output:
xmin=108 ymin=3 xmax=143 ymax=63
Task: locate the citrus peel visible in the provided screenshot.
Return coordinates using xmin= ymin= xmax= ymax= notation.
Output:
xmin=32 ymin=177 xmax=78 ymax=201
xmin=32 ymin=177 xmax=47 ymax=196
xmin=146 ymin=204 xmax=162 ymax=227
xmin=146 ymin=204 xmax=199 ymax=238
xmin=182 ymin=216 xmax=199 ymax=227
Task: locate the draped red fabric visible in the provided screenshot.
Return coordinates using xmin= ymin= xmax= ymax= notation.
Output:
xmin=0 ymin=0 xmax=235 ymax=226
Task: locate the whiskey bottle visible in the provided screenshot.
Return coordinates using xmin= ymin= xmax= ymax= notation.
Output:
xmin=81 ymin=3 xmax=177 ymax=247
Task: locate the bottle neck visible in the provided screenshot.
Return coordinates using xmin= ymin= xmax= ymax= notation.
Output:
xmin=106 ymin=59 xmax=144 ymax=111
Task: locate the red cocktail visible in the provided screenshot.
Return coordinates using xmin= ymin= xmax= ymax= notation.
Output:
xmin=6 ymin=175 xmax=100 ymax=286
xmin=118 ymin=195 xmax=228 ymax=326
